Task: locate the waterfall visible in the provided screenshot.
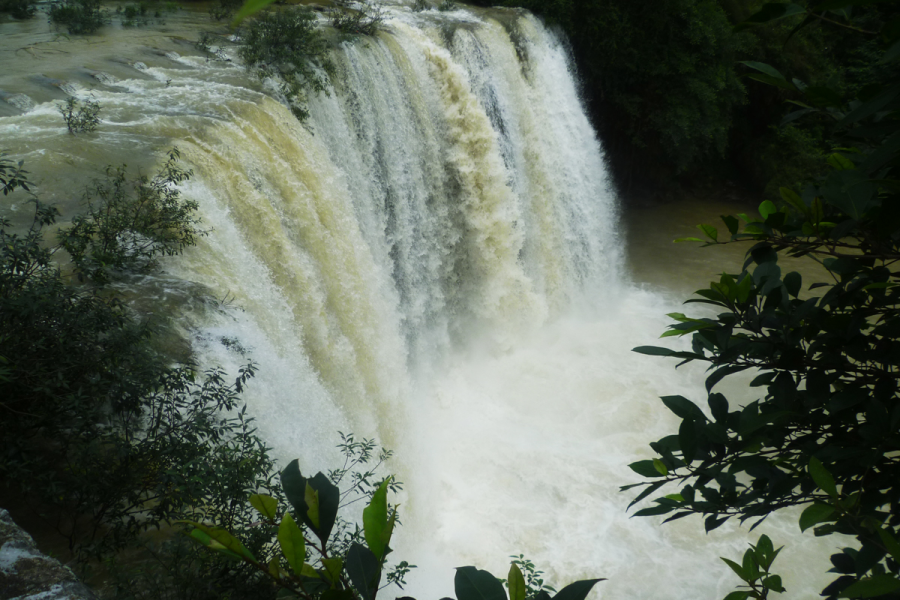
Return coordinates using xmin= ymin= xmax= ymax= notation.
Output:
xmin=0 ymin=4 xmax=832 ymax=598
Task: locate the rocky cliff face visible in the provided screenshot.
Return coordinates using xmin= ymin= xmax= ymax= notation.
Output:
xmin=0 ymin=509 xmax=96 ymax=600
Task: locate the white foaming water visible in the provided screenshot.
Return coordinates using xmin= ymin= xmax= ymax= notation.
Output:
xmin=0 ymin=4 xmax=834 ymax=598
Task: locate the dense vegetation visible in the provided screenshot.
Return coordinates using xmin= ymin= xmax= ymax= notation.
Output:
xmin=627 ymin=1 xmax=900 ymax=598
xmin=504 ymin=0 xmax=896 ymax=198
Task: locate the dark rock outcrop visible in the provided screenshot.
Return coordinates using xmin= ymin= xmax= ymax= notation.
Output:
xmin=0 ymin=509 xmax=96 ymax=600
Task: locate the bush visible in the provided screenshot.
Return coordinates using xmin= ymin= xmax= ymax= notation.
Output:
xmin=237 ymin=7 xmax=331 ymax=121
xmin=0 ymin=0 xmax=36 ymax=19
xmin=59 ymin=97 xmax=101 ymax=135
xmin=0 ymin=152 xmax=271 ymax=569
xmin=627 ymin=4 xmax=900 ymax=597
xmin=330 ymin=0 xmax=385 ymax=37
xmin=49 ymin=0 xmax=107 ymax=34
xmin=187 ymin=438 xmax=605 ymax=600
xmin=58 ymin=148 xmax=203 ymax=282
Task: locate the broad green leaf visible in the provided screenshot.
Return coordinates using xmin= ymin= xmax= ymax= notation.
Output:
xmin=189 ymin=528 xmax=213 ymax=547
xmin=363 ymin=477 xmax=390 ymax=559
xmin=268 ymin=557 xmax=282 ymax=578
xmin=455 ymin=567 xmax=507 ymax=600
xmin=629 ymin=460 xmax=666 ymax=478
xmin=661 ymin=395 xmax=704 ymax=420
xmin=723 ymin=593 xmax=750 ymax=600
xmin=698 ymin=224 xmax=718 ymax=241
xmin=799 ymin=503 xmax=836 ymax=532
xmin=280 ymin=463 xmax=340 ymax=543
xmin=653 ymin=458 xmax=668 ymax=476
xmin=278 ymin=512 xmax=306 ymax=576
xmin=762 ymin=575 xmax=785 ymax=592
xmin=321 ymin=557 xmax=343 ymax=585
xmin=679 ymin=419 xmax=697 ymax=465
xmin=281 ymin=460 xmax=308 ymax=520
xmin=827 ymin=153 xmax=855 ymax=171
xmin=674 ymin=237 xmax=705 ymax=243
xmin=301 ymin=563 xmax=320 ymax=578
xmin=632 ymin=346 xmax=674 ymax=357
xmin=878 ymin=528 xmax=900 ymax=563
xmin=250 ymin=494 xmax=278 ymax=521
xmin=231 ymin=0 xmax=278 ymax=26
xmin=183 ymin=522 xmax=255 ymax=562
xmin=838 ymin=575 xmax=900 ymax=598
xmin=552 ymin=579 xmax=605 ymax=600
xmin=759 ymin=200 xmax=778 ymax=220
xmin=783 ymin=272 xmax=801 ymax=298
xmin=809 ymin=457 xmax=838 ymax=497
xmin=721 ymin=215 xmax=739 ymax=236
xmin=305 ymin=482 xmax=321 ymax=529
xmin=345 ymin=543 xmax=381 ymax=600
xmin=721 ymin=557 xmax=747 ymax=581
xmin=508 ymin=563 xmax=526 ymax=600
xmin=382 ymin=507 xmax=397 ymax=556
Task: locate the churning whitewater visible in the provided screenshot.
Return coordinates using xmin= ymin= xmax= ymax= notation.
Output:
xmin=0 ymin=3 xmax=831 ymax=598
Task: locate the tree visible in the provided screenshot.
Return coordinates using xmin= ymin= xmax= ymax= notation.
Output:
xmin=0 ymin=152 xmax=274 ymax=568
xmin=627 ymin=2 xmax=900 ymax=597
xmin=236 ymin=6 xmax=332 ymax=122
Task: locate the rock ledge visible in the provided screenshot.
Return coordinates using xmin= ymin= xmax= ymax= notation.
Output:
xmin=0 ymin=509 xmax=96 ymax=600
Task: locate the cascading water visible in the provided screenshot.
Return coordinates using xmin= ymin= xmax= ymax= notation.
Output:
xmin=0 ymin=3 xmax=834 ymax=598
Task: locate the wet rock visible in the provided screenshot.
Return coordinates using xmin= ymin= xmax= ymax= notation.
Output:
xmin=0 ymin=509 xmax=96 ymax=600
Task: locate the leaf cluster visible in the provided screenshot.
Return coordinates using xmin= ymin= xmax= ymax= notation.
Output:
xmin=49 ymin=0 xmax=107 ymax=34
xmin=330 ymin=0 xmax=386 ymax=37
xmin=0 ymin=153 xmax=274 ymax=584
xmin=58 ymin=148 xmax=204 ymax=283
xmin=59 ymin=96 xmax=101 ymax=135
xmin=236 ymin=7 xmax=332 ymax=122
xmin=187 ymin=457 xmax=604 ymax=600
xmin=629 ymin=3 xmax=900 ymax=597
xmin=0 ymin=0 xmax=36 ymax=19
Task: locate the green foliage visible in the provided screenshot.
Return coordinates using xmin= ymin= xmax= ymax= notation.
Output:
xmin=58 ymin=148 xmax=203 ymax=283
xmin=1 ymin=153 xmax=31 ymax=195
xmin=236 ymin=7 xmax=332 ymax=122
xmin=500 ymin=556 xmax=556 ymax=598
xmin=720 ymin=534 xmax=785 ymax=600
xmin=0 ymin=152 xmax=273 ymax=580
xmin=187 ymin=446 xmax=604 ymax=600
xmin=330 ymin=0 xmax=385 ymax=37
xmin=49 ymin=0 xmax=107 ymax=34
xmin=629 ymin=3 xmax=900 ymax=597
xmin=508 ymin=0 xmax=746 ymax=187
xmin=59 ymin=97 xmax=101 ymax=135
xmin=210 ymin=0 xmax=241 ymax=21
xmin=0 ymin=0 xmax=36 ymax=19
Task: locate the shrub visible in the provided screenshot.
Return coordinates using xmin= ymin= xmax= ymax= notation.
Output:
xmin=0 ymin=0 xmax=36 ymax=19
xmin=0 ymin=152 xmax=270 ymax=567
xmin=49 ymin=0 xmax=106 ymax=34
xmin=59 ymin=97 xmax=101 ymax=134
xmin=330 ymin=0 xmax=385 ymax=37
xmin=237 ymin=7 xmax=331 ymax=121
xmin=58 ymin=148 xmax=203 ymax=282
xmin=627 ymin=4 xmax=900 ymax=596
xmin=186 ymin=439 xmax=605 ymax=600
